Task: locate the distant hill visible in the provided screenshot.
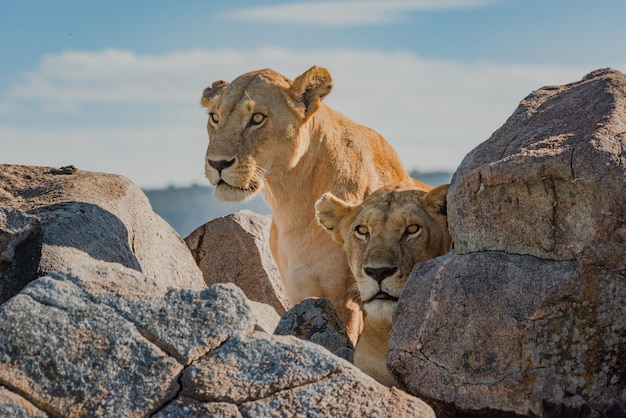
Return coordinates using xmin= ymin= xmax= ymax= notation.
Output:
xmin=143 ymin=184 xmax=270 ymax=238
xmin=144 ymin=171 xmax=453 ymax=237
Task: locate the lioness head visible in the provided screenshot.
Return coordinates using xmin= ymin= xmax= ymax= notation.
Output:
xmin=201 ymin=66 xmax=332 ymax=202
xmin=315 ymin=182 xmax=452 ymax=322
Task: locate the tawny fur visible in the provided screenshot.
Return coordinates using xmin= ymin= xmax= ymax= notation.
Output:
xmin=315 ymin=181 xmax=452 ymax=385
xmin=201 ymin=66 xmax=429 ymax=343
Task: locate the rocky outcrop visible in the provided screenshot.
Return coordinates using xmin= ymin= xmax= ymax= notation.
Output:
xmin=185 ymin=210 xmax=290 ymax=315
xmin=3 ymin=68 xmax=625 ymax=417
xmin=0 ymin=262 xmax=434 ymax=417
xmin=389 ymin=68 xmax=626 ymax=417
xmin=0 ymin=165 xmax=206 ymax=304
xmin=0 ymin=164 xmax=434 ymax=417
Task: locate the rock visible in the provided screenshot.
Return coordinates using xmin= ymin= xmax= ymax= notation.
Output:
xmin=178 ymin=332 xmax=433 ymax=417
xmin=0 ymin=164 xmax=206 ymax=299
xmin=0 ymin=208 xmax=42 ymax=304
xmin=0 ymin=386 xmax=47 ymax=418
xmin=449 ymin=68 xmax=626 ymax=264
xmin=154 ymin=397 xmax=243 ymax=418
xmin=0 ymin=262 xmax=255 ymax=417
xmin=185 ymin=210 xmax=290 ymax=314
xmin=389 ymin=68 xmax=626 ymax=417
xmin=0 ymin=272 xmax=183 ymax=416
xmin=248 ymin=301 xmax=281 ymax=334
xmin=53 ymin=263 xmax=257 ymax=365
xmin=275 ymin=297 xmax=354 ymax=362
xmin=0 ymin=260 xmax=434 ymax=417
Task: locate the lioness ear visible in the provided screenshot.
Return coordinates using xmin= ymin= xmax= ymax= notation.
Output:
xmin=315 ymin=192 xmax=353 ymax=245
xmin=201 ymin=80 xmax=228 ymax=108
xmin=423 ymin=184 xmax=450 ymax=216
xmin=289 ymin=66 xmax=332 ymax=121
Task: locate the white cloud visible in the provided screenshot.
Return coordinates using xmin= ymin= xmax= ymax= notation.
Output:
xmin=220 ymin=0 xmax=497 ymax=26
xmin=2 ymin=47 xmax=614 ymax=188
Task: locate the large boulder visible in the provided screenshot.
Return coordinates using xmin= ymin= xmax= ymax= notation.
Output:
xmin=389 ymin=68 xmax=626 ymax=417
xmin=0 ymin=261 xmax=434 ymax=417
xmin=449 ymin=68 xmax=626 ymax=264
xmin=185 ymin=210 xmax=290 ymax=315
xmin=0 ymin=164 xmax=205 ymax=303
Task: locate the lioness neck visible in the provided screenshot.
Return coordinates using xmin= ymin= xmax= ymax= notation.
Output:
xmin=265 ymin=105 xmax=408 ymax=227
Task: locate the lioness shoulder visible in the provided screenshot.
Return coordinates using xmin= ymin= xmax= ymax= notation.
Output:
xmin=315 ymin=180 xmax=452 ymax=385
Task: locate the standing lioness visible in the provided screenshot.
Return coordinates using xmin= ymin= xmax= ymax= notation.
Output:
xmin=201 ymin=66 xmax=428 ymax=342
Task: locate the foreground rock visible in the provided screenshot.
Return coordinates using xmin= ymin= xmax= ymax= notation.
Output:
xmin=0 ymin=165 xmax=205 ymax=303
xmin=389 ymin=68 xmax=626 ymax=417
xmin=185 ymin=210 xmax=290 ymax=315
xmin=0 ymin=262 xmax=434 ymax=417
xmin=275 ymin=297 xmax=354 ymax=362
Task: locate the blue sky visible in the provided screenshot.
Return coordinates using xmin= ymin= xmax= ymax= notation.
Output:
xmin=2 ymin=0 xmax=625 ymax=188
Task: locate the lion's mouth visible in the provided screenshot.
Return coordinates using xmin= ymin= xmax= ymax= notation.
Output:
xmin=217 ymin=179 xmax=258 ymax=192
xmin=366 ymin=292 xmax=399 ymax=303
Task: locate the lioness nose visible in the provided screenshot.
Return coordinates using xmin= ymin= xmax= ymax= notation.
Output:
xmin=208 ymin=158 xmax=236 ymax=173
xmin=364 ymin=266 xmax=398 ymax=284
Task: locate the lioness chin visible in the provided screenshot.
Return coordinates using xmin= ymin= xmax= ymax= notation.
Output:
xmin=201 ymin=66 xmax=429 ymax=344
xmin=315 ymin=181 xmax=452 ymax=385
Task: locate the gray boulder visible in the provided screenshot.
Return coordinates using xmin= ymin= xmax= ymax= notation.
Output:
xmin=0 ymin=261 xmax=434 ymax=417
xmin=0 ymin=164 xmax=206 ymax=303
xmin=389 ymin=68 xmax=626 ymax=417
xmin=185 ymin=210 xmax=290 ymax=315
xmin=0 ymin=208 xmax=41 ymax=305
xmin=275 ymin=297 xmax=354 ymax=362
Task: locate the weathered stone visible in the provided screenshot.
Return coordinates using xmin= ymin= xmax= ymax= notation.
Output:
xmin=185 ymin=210 xmax=290 ymax=314
xmin=0 ymin=164 xmax=206 ymax=294
xmin=0 ymin=385 xmax=47 ymax=418
xmin=0 ymin=275 xmax=183 ymax=417
xmin=154 ymin=396 xmax=242 ymax=418
xmin=449 ymin=68 xmax=626 ymax=264
xmin=275 ymin=297 xmax=354 ymax=362
xmin=182 ymin=332 xmax=434 ymax=417
xmin=50 ymin=263 xmax=256 ymax=365
xmin=0 ymin=208 xmax=42 ymax=304
xmin=390 ymin=252 xmax=587 ymax=416
xmin=0 ymin=261 xmax=261 ymax=417
xmin=248 ymin=301 xmax=280 ymax=334
xmin=390 ymin=68 xmax=626 ymax=417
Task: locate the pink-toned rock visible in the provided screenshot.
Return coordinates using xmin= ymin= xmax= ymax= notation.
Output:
xmin=185 ymin=210 xmax=290 ymax=315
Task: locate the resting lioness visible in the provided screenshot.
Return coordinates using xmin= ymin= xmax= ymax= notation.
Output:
xmin=315 ymin=181 xmax=452 ymax=385
xmin=201 ymin=66 xmax=429 ymax=343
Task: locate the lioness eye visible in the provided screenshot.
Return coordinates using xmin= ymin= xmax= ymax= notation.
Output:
xmin=355 ymin=225 xmax=369 ymax=238
xmin=406 ymin=224 xmax=421 ymax=235
xmin=209 ymin=112 xmax=219 ymax=125
xmin=250 ymin=112 xmax=266 ymax=126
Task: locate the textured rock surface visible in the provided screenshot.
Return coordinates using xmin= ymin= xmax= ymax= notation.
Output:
xmin=0 ymin=165 xmax=206 ymax=299
xmin=275 ymin=297 xmax=354 ymax=362
xmin=0 ymin=385 xmax=47 ymax=418
xmin=0 ymin=261 xmax=432 ymax=417
xmin=389 ymin=68 xmax=626 ymax=417
xmin=449 ymin=68 xmax=626 ymax=263
xmin=177 ymin=332 xmax=433 ymax=418
xmin=185 ymin=210 xmax=290 ymax=314
xmin=0 ymin=269 xmax=184 ymax=416
xmin=0 ymin=208 xmax=42 ymax=304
